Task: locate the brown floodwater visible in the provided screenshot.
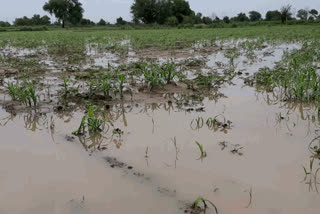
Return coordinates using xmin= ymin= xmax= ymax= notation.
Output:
xmin=0 ymin=41 xmax=319 ymax=214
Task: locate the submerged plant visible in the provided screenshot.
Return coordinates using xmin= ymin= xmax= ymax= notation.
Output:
xmin=192 ymin=196 xmax=218 ymax=214
xmin=196 ymin=141 xmax=207 ymax=158
xmin=191 ymin=116 xmax=204 ymax=129
xmin=302 ymin=157 xmax=320 ymax=193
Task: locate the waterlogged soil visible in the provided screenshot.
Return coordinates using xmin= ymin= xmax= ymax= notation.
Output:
xmin=1 ymin=41 xmax=320 ymax=214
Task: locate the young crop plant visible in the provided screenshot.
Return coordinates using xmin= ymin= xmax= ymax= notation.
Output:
xmin=73 ymin=106 xmax=106 ymax=136
xmin=7 ymin=82 xmax=21 ymax=101
xmin=253 ymin=41 xmax=320 ymax=105
xmin=6 ymin=80 xmax=39 ymax=108
xmin=192 ymin=196 xmax=218 ymax=214
xmin=118 ymin=73 xmax=126 ymax=98
xmin=99 ymin=78 xmax=112 ymax=99
xmin=160 ymin=60 xmax=177 ymax=84
xmin=195 ymin=141 xmax=207 ymax=159
xmin=144 ymin=64 xmax=164 ymax=91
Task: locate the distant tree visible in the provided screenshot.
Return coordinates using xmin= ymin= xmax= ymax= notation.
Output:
xmin=131 ymin=0 xmax=158 ymax=24
xmin=116 ymin=17 xmax=126 ymax=25
xmin=41 ymin=15 xmax=51 ymax=25
xmin=43 ymin=0 xmax=84 ymax=28
xmin=14 ymin=15 xmax=51 ymax=26
xmin=309 ymin=9 xmax=319 ymax=19
xmin=194 ymin=12 xmax=202 ymax=24
xmin=80 ymin=18 xmax=95 ymax=26
xmin=166 ymin=16 xmax=178 ymax=26
xmin=223 ymin=16 xmax=230 ymax=23
xmin=236 ymin=13 xmax=249 ymax=22
xmin=265 ymin=10 xmax=281 ymax=21
xmin=280 ymin=5 xmax=292 ymax=24
xmin=14 ymin=16 xmax=32 ymax=26
xmin=171 ymin=0 xmax=193 ymax=23
xmin=297 ymin=9 xmax=309 ymax=20
xmin=53 ymin=20 xmax=61 ymax=26
xmin=0 ymin=21 xmax=10 ymax=27
xmin=97 ymin=19 xmax=107 ymax=26
xmin=249 ymin=11 xmax=262 ymax=21
xmin=182 ymin=16 xmax=194 ymax=24
xmin=131 ymin=0 xmax=193 ymax=24
xmin=31 ymin=14 xmax=42 ymax=25
xmin=202 ymin=16 xmax=213 ymax=24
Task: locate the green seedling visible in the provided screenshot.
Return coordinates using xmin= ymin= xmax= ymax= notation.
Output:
xmin=73 ymin=116 xmax=87 ymax=136
xmin=100 ymin=78 xmax=112 ymax=98
xmin=196 ymin=141 xmax=207 ymax=158
xmin=192 ymin=196 xmax=218 ymax=214
xmin=7 ymin=82 xmax=19 ymax=101
xmin=73 ymin=106 xmax=106 ymax=136
xmin=6 ymin=81 xmax=38 ymax=108
xmin=87 ymin=106 xmax=105 ymax=133
xmin=144 ymin=65 xmax=164 ymax=91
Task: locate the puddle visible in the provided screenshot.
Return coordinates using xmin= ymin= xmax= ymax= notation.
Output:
xmin=0 ymin=40 xmax=320 ymax=214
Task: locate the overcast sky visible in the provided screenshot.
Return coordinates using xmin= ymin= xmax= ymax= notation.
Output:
xmin=0 ymin=0 xmax=319 ymax=23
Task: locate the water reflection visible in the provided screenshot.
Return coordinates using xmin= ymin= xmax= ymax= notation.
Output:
xmin=255 ymin=91 xmax=320 ymax=135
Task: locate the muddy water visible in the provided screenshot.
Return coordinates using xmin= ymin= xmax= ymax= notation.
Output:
xmin=0 ymin=109 xmax=181 ymax=214
xmin=1 ymin=41 xmax=320 ymax=214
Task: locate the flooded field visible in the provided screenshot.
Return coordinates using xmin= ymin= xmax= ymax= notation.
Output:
xmin=1 ymin=28 xmax=320 ymax=214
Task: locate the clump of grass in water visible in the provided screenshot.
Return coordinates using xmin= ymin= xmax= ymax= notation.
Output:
xmin=192 ymin=196 xmax=218 ymax=214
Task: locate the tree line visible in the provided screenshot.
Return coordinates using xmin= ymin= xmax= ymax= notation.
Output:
xmin=1 ymin=0 xmax=319 ymax=28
